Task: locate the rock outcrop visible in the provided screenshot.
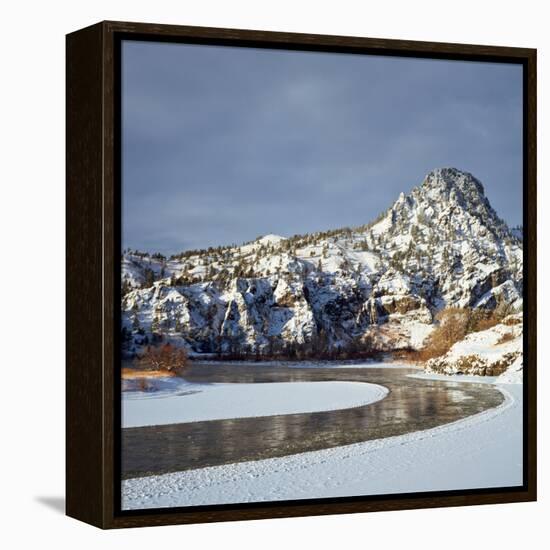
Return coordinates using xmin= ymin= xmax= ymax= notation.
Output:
xmin=121 ymin=168 xmax=523 ymax=355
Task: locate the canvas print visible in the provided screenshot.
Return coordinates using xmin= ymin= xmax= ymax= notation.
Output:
xmin=119 ymin=41 xmax=524 ymax=511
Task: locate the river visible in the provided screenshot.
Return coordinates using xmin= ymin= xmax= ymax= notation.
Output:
xmin=121 ymin=362 xmax=504 ymax=480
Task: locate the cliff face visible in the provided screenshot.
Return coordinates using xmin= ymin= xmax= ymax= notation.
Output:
xmin=121 ymin=168 xmax=523 ymax=355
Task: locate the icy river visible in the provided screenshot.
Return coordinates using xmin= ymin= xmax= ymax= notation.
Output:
xmin=121 ymin=362 xmax=505 ymax=480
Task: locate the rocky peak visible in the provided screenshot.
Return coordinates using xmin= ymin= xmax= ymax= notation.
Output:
xmin=423 ymin=167 xmax=485 ymax=196
xmin=413 ymin=167 xmax=489 ymax=213
xmin=383 ymin=167 xmax=514 ymax=246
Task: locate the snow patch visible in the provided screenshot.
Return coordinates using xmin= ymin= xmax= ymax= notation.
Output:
xmin=123 ymin=380 xmax=389 ymax=427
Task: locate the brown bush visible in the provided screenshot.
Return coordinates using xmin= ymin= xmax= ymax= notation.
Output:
xmin=454 ymin=354 xmax=488 ymax=375
xmin=502 ymin=316 xmax=522 ymax=326
xmin=138 ymin=343 xmax=189 ymax=374
xmin=496 ymin=332 xmax=515 ymax=345
xmin=472 ymin=316 xmax=500 ymax=332
xmin=489 ymin=351 xmax=521 ymax=375
xmin=466 ymin=307 xmax=497 ymax=332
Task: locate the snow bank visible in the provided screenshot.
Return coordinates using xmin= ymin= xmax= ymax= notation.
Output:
xmin=497 ymin=355 xmax=523 ymax=384
xmin=122 ymin=380 xmax=389 ymax=427
xmin=409 ymin=372 xmax=498 ymax=385
xmin=122 ymin=383 xmax=522 ymax=510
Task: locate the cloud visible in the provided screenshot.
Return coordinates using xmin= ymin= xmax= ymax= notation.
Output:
xmin=122 ymin=41 xmax=523 ymax=254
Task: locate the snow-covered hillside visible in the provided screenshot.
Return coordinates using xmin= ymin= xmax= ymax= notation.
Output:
xmin=121 ymin=168 xmax=523 ymax=360
xmin=425 ymin=315 xmax=523 ymax=380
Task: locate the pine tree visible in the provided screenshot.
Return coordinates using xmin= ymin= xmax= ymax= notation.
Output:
xmin=143 ymin=268 xmax=155 ymax=288
xmin=151 ymin=315 xmax=160 ymax=333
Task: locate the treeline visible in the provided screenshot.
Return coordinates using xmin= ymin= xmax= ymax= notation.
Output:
xmin=209 ymin=332 xmax=378 ymax=362
xmin=169 ymin=242 xmax=238 ymax=262
xmin=123 ymin=249 xmax=166 ymax=261
xmin=120 ymin=213 xmax=398 ymax=297
xmin=123 ymin=207 xmax=392 ymax=274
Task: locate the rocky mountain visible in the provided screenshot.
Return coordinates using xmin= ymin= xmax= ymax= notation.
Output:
xmin=121 ymin=168 xmax=523 ymax=356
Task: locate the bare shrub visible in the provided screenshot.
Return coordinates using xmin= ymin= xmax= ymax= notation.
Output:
xmin=496 ymin=332 xmax=515 ymax=345
xmin=466 ymin=308 xmax=499 ymax=332
xmin=454 ymin=354 xmax=488 ymax=375
xmin=472 ymin=315 xmax=500 ymax=332
xmin=502 ymin=316 xmax=522 ymax=326
xmin=138 ymin=343 xmax=189 ymax=374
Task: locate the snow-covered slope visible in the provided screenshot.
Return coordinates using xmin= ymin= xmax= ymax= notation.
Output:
xmin=121 ymin=168 xmax=523 ymax=357
xmin=425 ymin=316 xmax=523 ymax=378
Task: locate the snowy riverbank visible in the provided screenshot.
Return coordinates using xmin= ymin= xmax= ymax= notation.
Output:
xmin=122 ymin=379 xmax=522 ymax=510
xmin=122 ymin=378 xmax=389 ymax=427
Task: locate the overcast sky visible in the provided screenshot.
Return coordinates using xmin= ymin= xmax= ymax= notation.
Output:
xmin=122 ymin=40 xmax=523 ymax=255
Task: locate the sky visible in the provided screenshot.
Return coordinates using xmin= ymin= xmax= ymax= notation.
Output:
xmin=122 ymin=40 xmax=523 ymax=255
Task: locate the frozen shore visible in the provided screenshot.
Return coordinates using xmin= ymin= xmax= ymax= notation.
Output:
xmin=122 ymin=379 xmax=389 ymax=427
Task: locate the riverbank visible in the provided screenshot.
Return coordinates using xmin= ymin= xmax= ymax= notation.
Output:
xmin=121 ymin=361 xmax=516 ymax=507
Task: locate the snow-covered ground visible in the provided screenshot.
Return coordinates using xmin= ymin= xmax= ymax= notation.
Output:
xmin=122 ymin=381 xmax=523 ymax=510
xmin=410 ymin=368 xmax=523 ymax=385
xmin=122 ymin=379 xmax=388 ymax=427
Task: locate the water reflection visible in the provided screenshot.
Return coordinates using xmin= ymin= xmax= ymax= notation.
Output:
xmin=121 ymin=364 xmax=503 ymax=479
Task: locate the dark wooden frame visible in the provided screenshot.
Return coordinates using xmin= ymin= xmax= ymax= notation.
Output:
xmin=66 ymin=20 xmax=537 ymax=529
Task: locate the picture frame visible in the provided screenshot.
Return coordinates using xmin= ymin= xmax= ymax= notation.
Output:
xmin=66 ymin=20 xmax=537 ymax=529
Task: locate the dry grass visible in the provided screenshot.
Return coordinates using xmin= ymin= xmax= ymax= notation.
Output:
xmin=121 ymin=367 xmax=176 ymax=379
xmin=472 ymin=316 xmax=500 ymax=332
xmin=502 ymin=316 xmax=522 ymax=326
xmin=496 ymin=332 xmax=516 ymax=345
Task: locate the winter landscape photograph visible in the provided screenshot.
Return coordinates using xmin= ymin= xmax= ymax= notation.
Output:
xmin=119 ymin=40 xmax=524 ymax=511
